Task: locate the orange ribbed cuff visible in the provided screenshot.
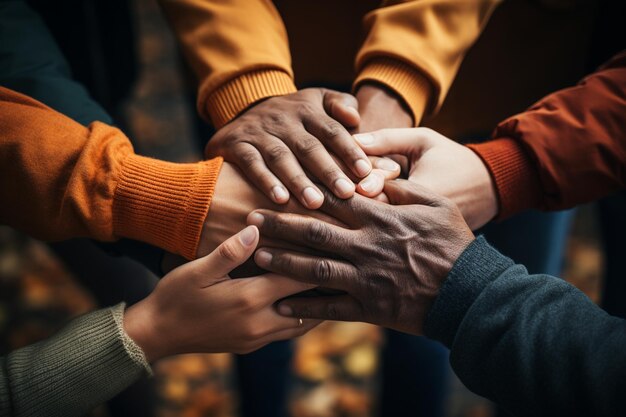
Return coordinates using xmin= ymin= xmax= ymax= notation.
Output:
xmin=112 ymin=155 xmax=223 ymax=260
xmin=354 ymin=57 xmax=432 ymax=126
xmin=202 ymin=69 xmax=297 ymax=128
xmin=467 ymin=138 xmax=542 ymax=220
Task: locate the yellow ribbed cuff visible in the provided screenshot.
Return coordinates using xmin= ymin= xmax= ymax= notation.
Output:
xmin=112 ymin=156 xmax=223 ymax=260
xmin=202 ymin=69 xmax=297 ymax=128
xmin=354 ymin=58 xmax=433 ymax=126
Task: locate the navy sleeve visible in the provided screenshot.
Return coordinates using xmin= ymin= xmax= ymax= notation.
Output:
xmin=425 ymin=236 xmax=626 ymax=417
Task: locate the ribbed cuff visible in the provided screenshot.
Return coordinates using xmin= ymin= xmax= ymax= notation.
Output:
xmin=424 ymin=236 xmax=515 ymax=348
xmin=202 ymin=69 xmax=297 ymax=128
xmin=354 ymin=57 xmax=432 ymax=126
xmin=112 ymin=155 xmax=223 ymax=260
xmin=111 ymin=304 xmax=151 ymax=376
xmin=467 ymin=138 xmax=542 ymax=221
xmin=4 ymin=305 xmax=149 ymax=417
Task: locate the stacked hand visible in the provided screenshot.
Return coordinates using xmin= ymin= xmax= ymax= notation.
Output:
xmin=206 ymin=88 xmax=401 ymax=208
xmin=247 ymin=183 xmax=475 ymax=335
xmin=125 ymin=226 xmax=319 ymax=361
xmin=354 ymin=128 xmax=498 ymax=230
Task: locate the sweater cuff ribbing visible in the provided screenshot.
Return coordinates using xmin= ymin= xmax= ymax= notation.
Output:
xmin=3 ymin=306 xmax=148 ymax=417
xmin=202 ymin=69 xmax=297 ymax=128
xmin=353 ymin=57 xmax=432 ymax=126
xmin=424 ymin=236 xmax=515 ymax=348
xmin=467 ymin=138 xmax=542 ymax=220
xmin=112 ymin=155 xmax=223 ymax=260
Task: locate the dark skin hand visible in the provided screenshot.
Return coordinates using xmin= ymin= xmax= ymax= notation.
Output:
xmin=246 ymin=180 xmax=475 ymax=335
xmin=205 ymin=88 xmax=372 ymax=209
xmin=355 ymin=83 xmax=414 ymax=132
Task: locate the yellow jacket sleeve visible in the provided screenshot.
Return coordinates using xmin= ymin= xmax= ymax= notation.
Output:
xmin=159 ymin=0 xmax=297 ymax=128
xmin=0 ymin=87 xmax=222 ymax=260
xmin=354 ymin=0 xmax=501 ymax=125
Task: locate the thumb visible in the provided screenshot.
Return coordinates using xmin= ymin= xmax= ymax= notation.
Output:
xmin=384 ymin=179 xmax=446 ymax=207
xmin=323 ymin=90 xmax=360 ymax=128
xmin=194 ymin=226 xmax=260 ymax=280
xmin=353 ymin=128 xmax=430 ymax=157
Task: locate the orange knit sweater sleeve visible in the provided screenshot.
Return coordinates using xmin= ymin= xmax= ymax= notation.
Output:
xmin=159 ymin=0 xmax=499 ymax=128
xmin=467 ymin=51 xmax=626 ymax=220
xmin=354 ymin=0 xmax=501 ymax=125
xmin=0 ymin=87 xmax=222 ymax=260
xmin=158 ymin=0 xmax=296 ymax=128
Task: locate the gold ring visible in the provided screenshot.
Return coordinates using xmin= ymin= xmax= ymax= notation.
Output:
xmin=298 ymin=318 xmax=303 ymax=326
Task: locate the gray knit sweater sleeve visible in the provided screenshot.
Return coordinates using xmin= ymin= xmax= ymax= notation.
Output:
xmin=425 ymin=236 xmax=626 ymax=417
xmin=0 ymin=304 xmax=151 ymax=417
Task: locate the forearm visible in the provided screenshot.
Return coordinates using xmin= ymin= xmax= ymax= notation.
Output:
xmin=159 ymin=0 xmax=296 ymax=127
xmin=0 ymin=304 xmax=150 ymax=417
xmin=354 ymin=0 xmax=501 ymax=125
xmin=426 ymin=237 xmax=626 ymax=416
xmin=0 ymin=87 xmax=222 ymax=259
xmin=468 ymin=51 xmax=626 ymax=219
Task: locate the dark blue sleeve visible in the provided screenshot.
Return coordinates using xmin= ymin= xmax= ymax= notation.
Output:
xmin=425 ymin=236 xmax=626 ymax=417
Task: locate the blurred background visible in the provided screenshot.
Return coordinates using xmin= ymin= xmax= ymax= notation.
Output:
xmin=0 ymin=0 xmax=620 ymax=416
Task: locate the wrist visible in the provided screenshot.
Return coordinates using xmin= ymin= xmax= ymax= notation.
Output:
xmin=354 ymin=58 xmax=432 ymax=126
xmin=356 ymin=83 xmax=413 ymax=131
xmin=123 ymin=299 xmax=165 ymax=363
xmin=467 ymin=138 xmax=542 ymax=220
xmin=203 ymin=69 xmax=297 ymax=128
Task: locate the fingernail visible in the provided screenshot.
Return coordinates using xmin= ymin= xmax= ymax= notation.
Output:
xmin=303 ymin=187 xmax=323 ymax=206
xmin=239 ymin=226 xmax=258 ymax=246
xmin=272 ymin=186 xmax=289 ymax=202
xmin=354 ymin=159 xmax=371 ymax=177
xmin=359 ymin=175 xmax=379 ymax=193
xmin=278 ymin=304 xmax=293 ymax=316
xmin=334 ymin=178 xmax=354 ymax=197
xmin=354 ymin=134 xmax=374 ymax=146
xmin=248 ymin=212 xmax=265 ymax=227
xmin=255 ymin=250 xmax=273 ymax=267
xmin=375 ymin=158 xmax=400 ymax=172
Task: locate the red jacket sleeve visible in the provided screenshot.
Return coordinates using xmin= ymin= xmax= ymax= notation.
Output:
xmin=468 ymin=51 xmax=626 ymax=219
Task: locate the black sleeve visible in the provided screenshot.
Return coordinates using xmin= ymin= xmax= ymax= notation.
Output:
xmin=425 ymin=236 xmax=626 ymax=417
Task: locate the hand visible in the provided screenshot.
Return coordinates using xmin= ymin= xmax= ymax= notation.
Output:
xmin=355 ymin=83 xmax=413 ymax=133
xmin=354 ymin=128 xmax=498 ymax=230
xmin=196 ymin=161 xmax=399 ymax=258
xmin=124 ymin=226 xmax=319 ymax=361
xmin=205 ymin=88 xmax=372 ymax=209
xmin=246 ymin=182 xmax=475 ymax=335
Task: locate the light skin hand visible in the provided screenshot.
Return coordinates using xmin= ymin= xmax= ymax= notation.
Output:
xmin=124 ymin=226 xmax=320 ymax=362
xmin=354 ymin=128 xmax=499 ymax=230
xmin=353 ymin=83 xmax=413 ymax=197
xmin=205 ymin=88 xmax=372 ymax=209
xmin=246 ymin=183 xmax=475 ymax=335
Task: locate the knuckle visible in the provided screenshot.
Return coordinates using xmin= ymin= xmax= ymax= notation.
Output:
xmin=319 ymin=120 xmax=345 ymax=141
xmin=241 ymin=124 xmax=261 ymax=137
xmin=313 ymin=259 xmax=333 ymax=285
xmin=265 ymin=144 xmax=290 ymax=165
xmin=238 ymin=150 xmax=261 ymax=168
xmin=237 ymin=289 xmax=260 ymax=311
xmin=295 ymin=136 xmax=324 ymax=157
xmin=298 ymin=102 xmax=317 ymax=116
xmin=218 ymin=240 xmax=241 ymax=263
xmin=305 ymin=222 xmax=331 ymax=246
